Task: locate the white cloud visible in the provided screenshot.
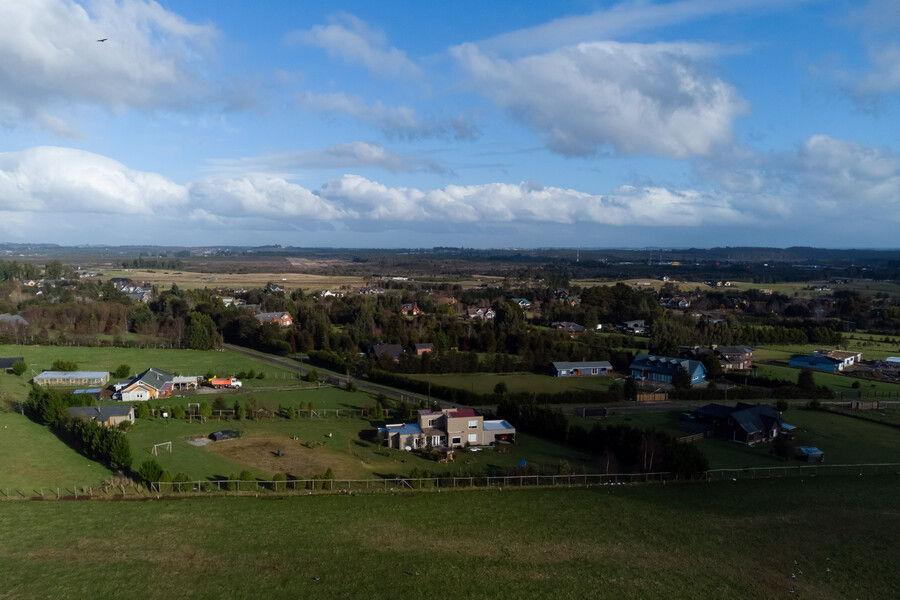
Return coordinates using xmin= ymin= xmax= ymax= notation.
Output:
xmin=296 ymin=91 xmax=477 ymax=141
xmin=207 ymin=141 xmax=446 ymax=175
xmin=478 ymin=0 xmax=813 ymax=56
xmin=286 ymin=13 xmax=419 ymax=80
xmin=0 ymin=0 xmax=220 ymax=135
xmin=0 ymin=146 xmax=188 ymax=214
xmin=189 ymin=176 xmax=344 ymax=220
xmin=452 ymin=41 xmax=747 ymax=158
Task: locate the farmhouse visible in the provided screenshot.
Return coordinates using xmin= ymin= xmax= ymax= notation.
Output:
xmin=630 ymin=354 xmax=706 ymax=386
xmin=67 ymin=405 xmax=135 ymax=428
xmin=371 ymin=343 xmax=403 ymax=362
xmin=789 ymin=354 xmax=843 ymax=372
xmin=380 ymin=407 xmax=515 ymax=450
xmin=401 ymin=303 xmax=421 ymax=316
xmin=814 ymin=349 xmax=861 ymax=368
xmin=466 ymin=307 xmax=495 ymax=320
xmin=551 ymin=321 xmax=585 ymax=337
xmin=255 ymin=312 xmax=293 ymax=328
xmin=34 ymin=371 xmax=110 ymax=387
xmin=552 ymin=361 xmax=613 ymax=377
xmin=696 ymin=403 xmax=788 ymax=446
xmin=115 ymin=367 xmax=174 ymax=401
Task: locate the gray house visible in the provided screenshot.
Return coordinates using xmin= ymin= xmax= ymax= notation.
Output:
xmin=552 ymin=361 xmax=613 ymax=377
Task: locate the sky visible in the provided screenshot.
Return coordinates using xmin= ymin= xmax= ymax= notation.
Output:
xmin=1 ymin=0 xmax=900 ymax=249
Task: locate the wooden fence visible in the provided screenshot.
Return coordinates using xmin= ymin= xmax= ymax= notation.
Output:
xmin=636 ymin=392 xmax=668 ymax=402
xmin=5 ymin=463 xmax=898 ymax=501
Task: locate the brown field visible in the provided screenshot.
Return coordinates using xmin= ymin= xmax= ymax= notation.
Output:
xmin=204 ymin=433 xmax=371 ymax=478
xmin=98 ymin=268 xmax=366 ymax=291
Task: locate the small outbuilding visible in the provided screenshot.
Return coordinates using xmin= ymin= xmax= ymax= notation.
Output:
xmin=796 ymin=446 xmax=824 ymax=463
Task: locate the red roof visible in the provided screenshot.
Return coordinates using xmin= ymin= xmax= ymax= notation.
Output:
xmin=449 ymin=408 xmax=478 ymax=418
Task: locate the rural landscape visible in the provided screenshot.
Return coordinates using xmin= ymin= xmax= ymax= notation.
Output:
xmin=1 ymin=244 xmax=899 ymax=598
xmin=4 ymin=0 xmax=900 ymax=597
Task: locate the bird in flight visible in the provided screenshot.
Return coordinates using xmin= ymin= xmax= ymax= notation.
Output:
xmin=97 ymin=38 xmax=108 ymax=42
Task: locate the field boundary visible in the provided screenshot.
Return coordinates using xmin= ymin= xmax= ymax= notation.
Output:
xmin=4 ymin=463 xmax=897 ymax=501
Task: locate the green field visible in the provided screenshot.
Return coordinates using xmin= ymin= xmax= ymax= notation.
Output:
xmin=753 ymin=363 xmax=900 ymax=394
xmin=590 ymin=407 xmax=900 ymax=469
xmin=406 ymin=372 xmax=618 ymax=395
xmin=1 ymin=477 xmax=897 ymax=599
xmin=0 ymin=345 xmax=303 ymax=404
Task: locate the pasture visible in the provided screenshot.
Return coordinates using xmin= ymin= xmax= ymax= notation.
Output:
xmin=97 ymin=267 xmax=365 ymax=292
xmin=406 ymin=372 xmax=619 ymax=395
xmin=0 ymin=476 xmax=897 ymax=599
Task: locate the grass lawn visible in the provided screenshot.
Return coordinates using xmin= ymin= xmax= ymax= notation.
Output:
xmin=0 ymin=477 xmax=897 ymax=599
xmin=0 ymin=345 xmax=303 ymax=403
xmin=407 ymin=372 xmax=619 ymax=395
xmin=0 ymin=412 xmax=113 ymax=492
xmin=753 ymin=363 xmax=900 ymax=394
xmin=585 ymin=408 xmax=900 ymax=469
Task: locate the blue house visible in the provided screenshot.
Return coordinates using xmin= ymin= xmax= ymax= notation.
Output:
xmin=789 ymin=354 xmax=843 ymax=372
xmin=629 ymin=354 xmax=706 ymax=386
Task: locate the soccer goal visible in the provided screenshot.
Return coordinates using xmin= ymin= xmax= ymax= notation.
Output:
xmin=151 ymin=441 xmax=173 ymax=456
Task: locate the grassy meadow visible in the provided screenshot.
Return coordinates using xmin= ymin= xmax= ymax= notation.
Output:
xmin=406 ymin=372 xmax=618 ymax=395
xmin=0 ymin=476 xmax=898 ymax=599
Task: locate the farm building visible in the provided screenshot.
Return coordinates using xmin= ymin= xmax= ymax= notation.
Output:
xmin=630 ymin=354 xmax=706 ymax=386
xmin=67 ymin=405 xmax=135 ymax=428
xmin=380 ymin=407 xmax=515 ymax=450
xmin=34 ymin=371 xmax=110 ymax=387
xmin=552 ymin=361 xmax=613 ymax=377
xmin=0 ymin=357 xmax=23 ymax=370
xmin=551 ymin=321 xmax=585 ymax=337
xmin=789 ymin=354 xmax=843 ymax=372
xmin=73 ymin=388 xmax=103 ymax=401
xmin=172 ymin=375 xmax=203 ymax=390
xmin=696 ymin=403 xmax=789 ymax=446
xmin=796 ymin=446 xmax=824 ymax=463
xmin=115 ymin=367 xmax=173 ymax=401
xmin=255 ymin=311 xmax=293 ymax=327
xmin=814 ymin=349 xmax=861 ymax=367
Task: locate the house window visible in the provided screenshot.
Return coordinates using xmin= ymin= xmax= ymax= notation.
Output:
xmin=427 ymin=418 xmax=435 ymax=427
xmin=432 ymin=435 xmax=443 ymax=447
xmin=412 ymin=438 xmax=421 ymax=449
xmin=451 ymin=436 xmax=461 ymax=445
xmin=468 ymin=420 xmax=478 ymax=429
xmin=468 ymin=433 xmax=478 ymax=444
xmin=592 ymin=368 xmax=597 ymax=374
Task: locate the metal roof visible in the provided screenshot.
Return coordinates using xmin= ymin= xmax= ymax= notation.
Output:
xmin=35 ymin=371 xmax=109 ymax=380
xmin=386 ymin=423 xmax=422 ymax=436
xmin=484 ymin=420 xmax=515 ymax=431
xmin=553 ymin=361 xmax=613 ymax=371
xmin=67 ymin=405 xmax=133 ymax=420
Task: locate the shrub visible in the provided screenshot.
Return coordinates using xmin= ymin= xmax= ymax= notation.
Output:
xmin=113 ymin=364 xmax=131 ymax=379
xmin=11 ymin=360 xmax=27 ymax=376
xmin=345 ymin=379 xmax=357 ymax=392
xmin=272 ymin=473 xmax=286 ymax=491
xmin=247 ymin=369 xmax=256 ymax=379
xmin=135 ymin=402 xmax=150 ymax=420
xmin=173 ymin=472 xmax=192 ymax=492
xmin=256 ymin=371 xmax=266 ymax=379
xmin=305 ymin=368 xmax=318 ymax=383
xmin=199 ymin=401 xmax=211 ymax=419
xmin=239 ymin=469 xmax=256 ymax=491
xmin=172 ymin=405 xmax=186 ymax=420
xmin=51 ymin=359 xmax=79 ymax=371
xmin=138 ymin=459 xmax=163 ymax=486
xmin=234 ymin=400 xmax=245 ymax=421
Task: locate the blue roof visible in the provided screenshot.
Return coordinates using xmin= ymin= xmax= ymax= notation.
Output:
xmin=782 ymin=423 xmax=796 ymax=431
xmin=35 ymin=371 xmax=108 ymax=380
xmin=484 ymin=419 xmax=515 ymax=430
xmin=388 ymin=423 xmax=422 ymax=435
xmin=797 ymin=446 xmax=823 ymax=455
xmin=74 ymin=388 xmax=103 ymax=394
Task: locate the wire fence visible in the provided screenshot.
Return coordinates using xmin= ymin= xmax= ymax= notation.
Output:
xmin=4 ymin=463 xmax=898 ymax=501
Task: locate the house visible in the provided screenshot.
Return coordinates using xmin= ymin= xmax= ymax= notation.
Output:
xmin=696 ymin=403 xmax=788 ymax=446
xmin=115 ymin=367 xmax=174 ymax=401
xmin=127 ymin=291 xmax=151 ymax=304
xmin=313 ymin=290 xmax=343 ymax=298
xmin=466 ymin=307 xmax=495 ymax=320
xmin=0 ymin=314 xmax=29 ymax=327
xmin=660 ymin=297 xmax=691 ymax=309
xmin=814 ymin=349 xmax=861 ymax=368
xmin=680 ymin=345 xmax=753 ymax=371
xmin=551 ymin=321 xmax=585 ymax=337
xmin=414 ymin=343 xmax=434 ymax=355
xmin=401 ymin=303 xmax=421 ymax=317
xmin=255 ymin=312 xmax=293 ymax=328
xmin=789 ymin=354 xmax=843 ymax=372
xmin=266 ymin=283 xmax=286 ymax=293
xmin=552 ymin=361 xmax=613 ymax=377
xmin=630 ymin=354 xmax=706 ymax=386
xmin=622 ymin=320 xmax=647 ymax=335
xmin=359 ymin=287 xmax=386 ymax=295
xmin=371 ymin=343 xmax=404 ymax=362
xmin=380 ymin=407 xmax=515 ymax=450
xmin=34 ymin=371 xmax=110 ymax=387
xmin=511 ymin=298 xmax=531 ymax=309
xmin=67 ymin=405 xmax=135 ymax=428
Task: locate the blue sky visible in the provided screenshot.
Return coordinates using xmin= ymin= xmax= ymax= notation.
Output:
xmin=1 ymin=0 xmax=899 ymax=248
